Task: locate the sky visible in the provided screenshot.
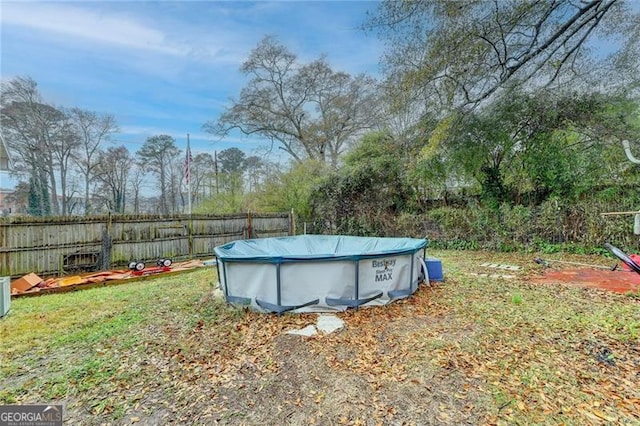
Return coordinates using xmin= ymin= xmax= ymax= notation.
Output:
xmin=0 ymin=0 xmax=383 ymax=189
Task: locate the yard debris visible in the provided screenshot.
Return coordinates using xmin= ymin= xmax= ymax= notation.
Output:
xmin=619 ymin=253 xmax=640 ymax=272
xmin=10 ymin=272 xmax=44 ymax=293
xmin=10 ymin=259 xmax=207 ymax=297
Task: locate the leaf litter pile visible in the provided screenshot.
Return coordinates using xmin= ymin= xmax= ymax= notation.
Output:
xmin=1 ymin=250 xmax=639 ymax=425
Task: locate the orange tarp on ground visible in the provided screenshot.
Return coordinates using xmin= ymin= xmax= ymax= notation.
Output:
xmin=10 ymin=260 xmax=209 ymax=296
xmin=59 ymin=276 xmax=84 ymax=287
xmin=530 ymin=268 xmax=640 ymax=293
xmin=82 ymin=270 xmax=131 ymax=283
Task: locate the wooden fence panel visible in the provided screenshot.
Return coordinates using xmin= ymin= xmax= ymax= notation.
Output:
xmin=250 ymin=213 xmax=293 ymax=238
xmin=0 ymin=212 xmax=292 ymax=277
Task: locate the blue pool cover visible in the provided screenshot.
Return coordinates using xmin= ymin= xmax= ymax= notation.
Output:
xmin=214 ymin=234 xmax=428 ymax=262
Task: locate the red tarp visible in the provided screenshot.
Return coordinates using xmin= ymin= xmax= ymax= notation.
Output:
xmin=531 ymin=268 xmax=640 ymax=294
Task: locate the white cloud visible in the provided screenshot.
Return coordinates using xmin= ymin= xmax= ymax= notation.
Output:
xmin=1 ymin=2 xmax=185 ymax=56
xmin=0 ymin=2 xmax=260 ymax=69
xmin=117 ymin=125 xmax=200 ymax=140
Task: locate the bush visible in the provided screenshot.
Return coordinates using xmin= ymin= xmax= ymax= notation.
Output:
xmin=312 ymin=196 xmax=640 ymax=254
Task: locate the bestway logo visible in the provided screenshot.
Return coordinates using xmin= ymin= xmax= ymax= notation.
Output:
xmin=371 ymin=259 xmax=396 ymax=269
xmin=372 ymin=258 xmax=396 ymax=282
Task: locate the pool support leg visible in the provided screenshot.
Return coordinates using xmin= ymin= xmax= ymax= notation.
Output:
xmin=326 ymin=259 xmax=383 ymax=309
xmin=220 ymin=261 xmax=252 ymax=305
xmin=388 ymin=254 xmax=416 ymax=300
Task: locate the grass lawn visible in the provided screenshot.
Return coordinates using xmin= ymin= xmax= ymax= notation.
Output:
xmin=1 ymin=250 xmax=639 ymax=425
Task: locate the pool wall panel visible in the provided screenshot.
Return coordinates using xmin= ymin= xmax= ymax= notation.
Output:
xmin=281 ymin=261 xmax=355 ymax=312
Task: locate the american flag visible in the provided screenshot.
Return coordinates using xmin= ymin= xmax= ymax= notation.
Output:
xmin=184 ymin=136 xmax=192 ymax=185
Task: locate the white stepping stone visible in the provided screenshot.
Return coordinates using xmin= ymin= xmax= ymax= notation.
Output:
xmin=480 ymin=263 xmax=521 ymax=271
xmin=286 ymin=325 xmax=318 ymax=337
xmin=317 ymin=314 xmax=345 ymax=334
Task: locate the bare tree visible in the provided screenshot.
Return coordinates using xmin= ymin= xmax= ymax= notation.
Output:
xmin=94 ymin=146 xmax=133 ymax=213
xmin=68 ymin=108 xmax=118 ymax=214
xmin=1 ymin=76 xmax=67 ymax=215
xmin=204 ymin=36 xmax=380 ymax=167
xmin=136 ymin=135 xmax=180 ymax=215
xmin=370 ymin=0 xmax=639 ymax=110
xmin=50 ymin=114 xmax=81 ymax=215
xmin=244 ymin=155 xmax=266 ymax=192
xmin=128 ymin=164 xmax=146 ymax=214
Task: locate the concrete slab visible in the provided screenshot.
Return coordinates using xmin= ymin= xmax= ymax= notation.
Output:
xmin=286 ymin=325 xmax=318 ymax=337
xmin=212 ymin=288 xmax=224 ymax=300
xmin=467 ymin=272 xmax=517 ymax=279
xmin=317 ymin=314 xmax=345 ymax=334
xmin=480 ymin=262 xmax=521 ymax=271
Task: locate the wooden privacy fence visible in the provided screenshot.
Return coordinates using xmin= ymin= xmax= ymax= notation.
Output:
xmin=0 ymin=212 xmax=293 ymax=278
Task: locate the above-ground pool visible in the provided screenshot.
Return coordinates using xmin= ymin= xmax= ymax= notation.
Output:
xmin=214 ymin=235 xmax=430 ymax=314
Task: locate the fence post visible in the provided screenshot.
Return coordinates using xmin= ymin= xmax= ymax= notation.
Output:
xmin=100 ymin=212 xmax=113 ymax=271
xmin=290 ymin=209 xmax=295 ymax=236
xmin=100 ymin=227 xmax=112 ymax=271
xmin=246 ymin=211 xmax=253 ymax=239
xmin=0 ymin=220 xmax=8 ymax=276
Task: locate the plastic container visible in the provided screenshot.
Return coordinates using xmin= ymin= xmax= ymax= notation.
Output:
xmin=425 ymin=258 xmax=444 ymax=282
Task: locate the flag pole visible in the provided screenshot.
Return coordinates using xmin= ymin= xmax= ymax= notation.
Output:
xmin=186 ymin=134 xmax=192 ymax=215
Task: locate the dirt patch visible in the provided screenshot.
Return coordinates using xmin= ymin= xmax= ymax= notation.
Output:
xmin=202 ymin=308 xmax=489 ymax=425
xmin=211 ymin=334 xmax=361 ymax=424
xmin=530 ymin=268 xmax=640 ymax=293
